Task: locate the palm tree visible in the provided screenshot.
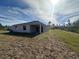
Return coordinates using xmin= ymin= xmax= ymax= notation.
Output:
xmin=48 ymin=21 xmax=51 ymax=25
xmin=67 ymin=19 xmax=71 ymax=26
xmin=48 ymin=21 xmax=51 ymax=29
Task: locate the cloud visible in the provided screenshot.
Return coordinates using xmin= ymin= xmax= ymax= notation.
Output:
xmin=0 ymin=6 xmax=43 ymax=25
xmin=0 ymin=15 xmax=9 ymax=19
xmin=23 ymin=0 xmax=59 ymax=24
xmin=0 ymin=0 xmax=79 ymax=25
xmin=0 ymin=0 xmax=31 ymax=9
xmin=70 ymin=16 xmax=79 ymax=23
xmin=0 ymin=0 xmax=59 ymax=25
xmin=54 ymin=0 xmax=79 ymax=24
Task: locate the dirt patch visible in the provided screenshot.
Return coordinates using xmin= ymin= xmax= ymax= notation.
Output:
xmin=0 ymin=38 xmax=78 ymax=59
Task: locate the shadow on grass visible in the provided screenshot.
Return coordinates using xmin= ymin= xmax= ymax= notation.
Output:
xmin=1 ymin=32 xmax=39 ymax=38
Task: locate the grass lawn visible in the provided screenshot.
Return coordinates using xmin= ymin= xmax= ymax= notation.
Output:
xmin=52 ymin=29 xmax=79 ymax=53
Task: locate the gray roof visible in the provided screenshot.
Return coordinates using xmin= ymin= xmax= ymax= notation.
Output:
xmin=12 ymin=21 xmax=47 ymax=26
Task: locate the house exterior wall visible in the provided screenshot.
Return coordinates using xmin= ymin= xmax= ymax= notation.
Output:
xmin=43 ymin=26 xmax=49 ymax=32
xmin=9 ymin=24 xmax=30 ymax=33
xmin=9 ymin=21 xmax=49 ymax=34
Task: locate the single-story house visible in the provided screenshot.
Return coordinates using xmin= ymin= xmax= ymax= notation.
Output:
xmin=8 ymin=21 xmax=50 ymax=34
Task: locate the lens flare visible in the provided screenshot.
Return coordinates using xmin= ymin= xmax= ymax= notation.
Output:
xmin=50 ymin=0 xmax=59 ymax=6
xmin=49 ymin=0 xmax=59 ymax=23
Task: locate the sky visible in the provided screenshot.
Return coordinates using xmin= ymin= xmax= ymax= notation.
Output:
xmin=0 ymin=0 xmax=79 ymax=25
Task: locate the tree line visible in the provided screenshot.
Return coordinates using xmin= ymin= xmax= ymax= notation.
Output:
xmin=0 ymin=23 xmax=8 ymax=30
xmin=52 ymin=20 xmax=79 ymax=33
xmin=69 ymin=20 xmax=79 ymax=33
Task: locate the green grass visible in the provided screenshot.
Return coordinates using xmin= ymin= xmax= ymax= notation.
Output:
xmin=52 ymin=29 xmax=79 ymax=53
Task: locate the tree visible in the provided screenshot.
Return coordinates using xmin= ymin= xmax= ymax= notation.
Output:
xmin=67 ymin=19 xmax=71 ymax=27
xmin=0 ymin=23 xmax=3 ymax=27
xmin=48 ymin=21 xmax=51 ymax=25
xmin=0 ymin=23 xmax=3 ymax=28
xmin=0 ymin=23 xmax=4 ymax=30
xmin=48 ymin=21 xmax=52 ymax=29
xmin=69 ymin=19 xmax=79 ymax=33
xmin=73 ymin=20 xmax=79 ymax=27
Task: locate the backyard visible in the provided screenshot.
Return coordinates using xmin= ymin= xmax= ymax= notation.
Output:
xmin=0 ymin=30 xmax=79 ymax=59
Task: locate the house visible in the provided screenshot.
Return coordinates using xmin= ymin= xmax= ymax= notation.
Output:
xmin=8 ymin=21 xmax=49 ymax=34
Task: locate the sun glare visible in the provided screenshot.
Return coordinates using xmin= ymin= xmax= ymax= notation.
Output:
xmin=50 ymin=0 xmax=59 ymax=6
xmin=49 ymin=0 xmax=59 ymax=23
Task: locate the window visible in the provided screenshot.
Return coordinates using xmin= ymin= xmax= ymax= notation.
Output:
xmin=14 ymin=25 xmax=17 ymax=29
xmin=23 ymin=26 xmax=26 ymax=30
xmin=15 ymin=25 xmax=17 ymax=28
